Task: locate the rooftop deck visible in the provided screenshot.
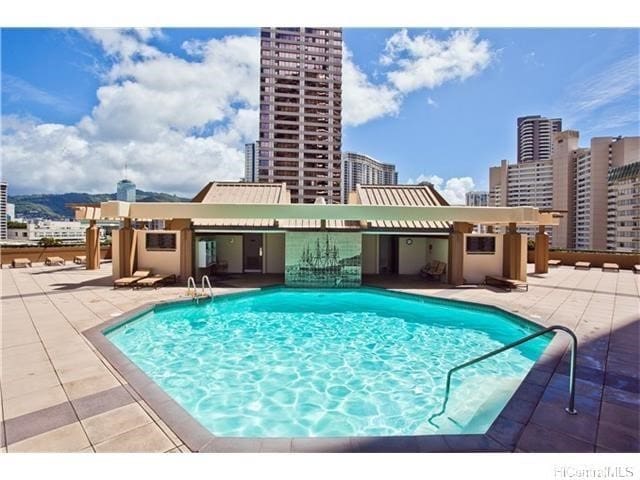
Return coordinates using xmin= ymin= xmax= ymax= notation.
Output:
xmin=1 ymin=263 xmax=638 ymax=452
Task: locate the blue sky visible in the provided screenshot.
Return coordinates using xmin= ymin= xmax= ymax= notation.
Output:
xmin=2 ymin=28 xmax=638 ymax=202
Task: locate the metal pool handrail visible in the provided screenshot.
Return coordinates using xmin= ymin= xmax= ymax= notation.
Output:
xmin=202 ymin=275 xmax=213 ymax=299
xmin=187 ymin=276 xmax=197 ymax=298
xmin=427 ymin=325 xmax=578 ymax=428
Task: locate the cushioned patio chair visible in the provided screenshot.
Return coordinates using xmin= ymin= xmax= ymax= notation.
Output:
xmin=133 ymin=274 xmax=177 ymax=289
xmin=113 ymin=270 xmax=151 ymax=288
xmin=45 ymin=256 xmax=65 ymax=266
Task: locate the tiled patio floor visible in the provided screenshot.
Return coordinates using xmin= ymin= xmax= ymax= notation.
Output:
xmin=1 ymin=262 xmax=638 ymax=452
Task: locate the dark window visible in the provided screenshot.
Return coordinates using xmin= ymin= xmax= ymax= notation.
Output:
xmin=466 ymin=236 xmax=496 ymax=254
xmin=146 ymin=233 xmax=177 ymax=251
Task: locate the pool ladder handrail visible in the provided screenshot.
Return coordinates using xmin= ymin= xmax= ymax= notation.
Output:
xmin=186 ymin=276 xmax=197 ymax=299
xmin=201 ymin=275 xmax=213 ymax=299
xmin=427 ymin=325 xmax=578 ymax=428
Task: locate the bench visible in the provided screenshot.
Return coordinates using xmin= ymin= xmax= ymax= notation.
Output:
xmin=574 ymin=261 xmax=591 ymax=270
xmin=485 ymin=275 xmax=528 ymax=292
xmin=12 ymin=258 xmax=32 ymax=268
xmin=602 ymin=263 xmax=619 ymax=272
xmin=548 ymin=259 xmax=562 ymax=267
xmin=45 ymin=256 xmax=66 ymax=266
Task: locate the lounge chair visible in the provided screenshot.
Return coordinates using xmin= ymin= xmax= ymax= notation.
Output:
xmin=602 ymin=263 xmax=619 ymax=272
xmin=574 ymin=261 xmax=591 ymax=270
xmin=113 ymin=270 xmax=151 ymax=289
xmin=634 ymin=265 xmax=640 ymax=274
xmin=74 ymin=255 xmax=86 ymax=265
xmin=421 ymin=260 xmax=447 ymax=281
xmin=548 ymin=259 xmax=562 ymax=267
xmin=12 ymin=258 xmax=32 ymax=268
xmin=133 ymin=274 xmax=177 ymax=289
xmin=485 ymin=275 xmax=528 ymax=292
xmin=45 ymin=256 xmax=66 ymax=266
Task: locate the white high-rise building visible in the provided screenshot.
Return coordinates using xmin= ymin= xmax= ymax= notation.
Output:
xmin=341 ymin=152 xmax=397 ymax=203
xmin=244 ymin=143 xmax=257 ymax=182
xmin=607 ymin=162 xmax=640 ymax=252
xmin=465 ymin=191 xmax=489 ymax=207
xmin=0 ymin=181 xmax=7 ymax=240
xmin=117 ymin=179 xmax=136 ymax=202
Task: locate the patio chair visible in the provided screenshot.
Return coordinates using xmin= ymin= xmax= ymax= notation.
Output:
xmin=45 ymin=256 xmax=66 ymax=266
xmin=601 ymin=263 xmax=619 ymax=272
xmin=548 ymin=259 xmax=561 ymax=267
xmin=421 ymin=260 xmax=447 ymax=281
xmin=133 ymin=274 xmax=177 ymax=289
xmin=574 ymin=261 xmax=591 ymax=270
xmin=11 ymin=258 xmax=32 ymax=268
xmin=113 ymin=270 xmax=151 ymax=289
xmin=73 ymin=255 xmax=87 ymax=265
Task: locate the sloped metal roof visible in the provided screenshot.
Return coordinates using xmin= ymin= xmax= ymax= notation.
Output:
xmin=355 ymin=184 xmax=451 ymax=231
xmin=193 ymin=182 xmax=289 ymax=227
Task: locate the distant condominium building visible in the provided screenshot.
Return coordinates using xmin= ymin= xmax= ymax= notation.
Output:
xmin=0 ymin=181 xmax=7 ymax=240
xmin=607 ymin=162 xmax=640 ymax=252
xmin=117 ymin=179 xmax=136 ymax=202
xmin=257 ymin=27 xmax=343 ymax=204
xmin=465 ymin=191 xmax=489 ymax=207
xmin=341 ymin=152 xmax=397 ymax=203
xmin=517 ymin=115 xmax=562 ymax=164
xmin=244 ymin=142 xmax=257 ymax=182
xmin=489 ymin=159 xmax=554 ymax=238
xmin=552 ymin=133 xmax=639 ymax=250
xmin=6 ymin=220 xmax=104 ymax=244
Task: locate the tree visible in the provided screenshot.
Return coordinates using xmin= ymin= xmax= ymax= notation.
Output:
xmin=38 ymin=237 xmax=62 ymax=247
xmin=7 ymin=221 xmax=27 ymax=229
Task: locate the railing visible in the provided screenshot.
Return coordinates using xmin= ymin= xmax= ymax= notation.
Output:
xmin=186 ymin=276 xmax=197 ymax=299
xmin=427 ymin=325 xmax=578 ymax=428
xmin=202 ymin=275 xmax=213 ymax=299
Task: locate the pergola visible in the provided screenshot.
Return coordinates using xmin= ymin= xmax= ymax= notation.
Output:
xmin=74 ymin=201 xmax=559 ymax=284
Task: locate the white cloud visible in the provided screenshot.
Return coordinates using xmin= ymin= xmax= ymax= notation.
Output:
xmin=407 ymin=174 xmax=475 ymax=205
xmin=342 ymin=47 xmax=401 ymax=126
xmin=3 ymin=30 xmax=259 ymax=196
xmin=426 ymin=96 xmax=438 ymax=107
xmin=382 ymin=29 xmax=494 ymax=93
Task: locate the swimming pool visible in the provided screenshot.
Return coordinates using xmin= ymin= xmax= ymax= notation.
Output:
xmin=106 ymin=288 xmax=551 ymax=438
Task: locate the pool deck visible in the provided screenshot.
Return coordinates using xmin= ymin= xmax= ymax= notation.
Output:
xmin=1 ymin=262 xmax=638 ymax=453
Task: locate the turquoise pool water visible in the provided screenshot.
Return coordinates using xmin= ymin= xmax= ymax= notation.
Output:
xmin=106 ymin=288 xmax=551 ymax=437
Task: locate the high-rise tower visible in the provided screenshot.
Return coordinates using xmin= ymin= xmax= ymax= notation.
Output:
xmin=257 ymin=27 xmax=343 ymax=203
xmin=517 ymin=115 xmax=562 ymax=163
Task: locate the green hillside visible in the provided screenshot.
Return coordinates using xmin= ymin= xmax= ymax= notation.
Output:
xmin=9 ymin=190 xmax=190 ymax=220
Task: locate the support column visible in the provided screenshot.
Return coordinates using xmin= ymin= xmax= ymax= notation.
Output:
xmin=85 ymin=220 xmax=101 ymax=270
xmin=534 ymin=225 xmax=549 ymax=274
xmin=118 ymin=218 xmax=136 ymax=278
xmin=448 ymin=222 xmax=473 ymax=285
xmin=503 ymin=222 xmax=526 ymax=281
xmin=171 ymin=219 xmax=193 ymax=281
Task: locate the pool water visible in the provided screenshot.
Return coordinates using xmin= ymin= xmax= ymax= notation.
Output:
xmin=106 ymin=288 xmax=551 ymax=437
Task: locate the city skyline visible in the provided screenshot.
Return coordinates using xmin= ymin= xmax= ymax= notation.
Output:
xmin=1 ymin=28 xmax=638 ymax=204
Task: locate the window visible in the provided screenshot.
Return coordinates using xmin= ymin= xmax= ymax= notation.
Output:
xmin=466 ymin=236 xmax=496 ymax=254
xmin=146 ymin=233 xmax=177 ymax=251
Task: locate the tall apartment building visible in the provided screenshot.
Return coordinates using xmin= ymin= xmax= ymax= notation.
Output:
xmin=552 ymin=134 xmax=639 ymax=250
xmin=0 ymin=181 xmax=7 ymax=240
xmin=116 ymin=179 xmax=136 ymax=202
xmin=489 ymin=160 xmax=554 ymax=209
xmin=244 ymin=142 xmax=257 ymax=182
xmin=607 ymin=162 xmax=640 ymax=252
xmin=341 ymin=152 xmax=397 ymax=203
xmin=517 ymin=115 xmax=562 ymax=163
xmin=465 ymin=191 xmax=489 ymax=206
xmin=257 ymin=27 xmax=343 ymax=204
xmin=489 ymin=159 xmax=554 ymax=238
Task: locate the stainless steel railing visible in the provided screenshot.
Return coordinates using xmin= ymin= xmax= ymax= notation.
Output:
xmin=427 ymin=325 xmax=578 ymax=428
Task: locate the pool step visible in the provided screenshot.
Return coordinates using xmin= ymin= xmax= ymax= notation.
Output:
xmin=435 ymin=375 xmax=523 ymax=434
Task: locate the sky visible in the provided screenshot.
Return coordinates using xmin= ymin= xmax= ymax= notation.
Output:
xmin=1 ymin=27 xmax=638 ymax=204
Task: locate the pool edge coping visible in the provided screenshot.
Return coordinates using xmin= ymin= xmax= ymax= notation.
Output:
xmin=83 ymin=287 xmax=569 ymax=453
